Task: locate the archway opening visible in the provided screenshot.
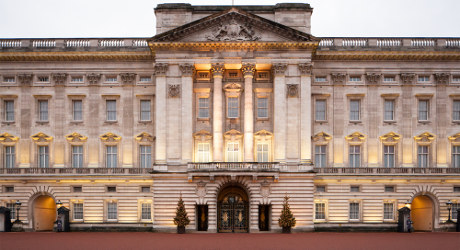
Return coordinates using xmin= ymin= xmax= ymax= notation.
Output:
xmin=411 ymin=195 xmax=434 ymax=231
xmin=33 ymin=195 xmax=56 ymax=231
xmin=217 ymin=185 xmax=249 ymax=233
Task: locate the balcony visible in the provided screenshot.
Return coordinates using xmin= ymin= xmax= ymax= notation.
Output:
xmin=0 ymin=167 xmax=154 ymax=176
xmin=187 ymin=162 xmax=280 ymax=172
xmin=314 ymin=167 xmax=460 ymax=175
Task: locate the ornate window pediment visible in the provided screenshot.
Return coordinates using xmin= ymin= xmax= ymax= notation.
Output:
xmin=313 ymin=132 xmax=332 ymax=145
xmin=254 ymin=130 xmax=273 ymax=142
xmin=379 ymin=132 xmax=401 ymax=145
xmin=224 ymin=129 xmax=243 ymax=140
xmin=414 ymin=132 xmax=435 ymax=145
xmin=135 ymin=132 xmax=155 ymax=143
xmin=193 ymin=130 xmax=212 ymax=141
xmin=224 ymin=83 xmax=242 ymax=94
xmin=448 ymin=133 xmax=460 ymax=146
xmin=0 ymin=132 xmax=19 ymax=145
xmin=345 ymin=132 xmax=366 ymax=145
xmin=66 ymin=132 xmax=88 ymax=145
xmin=31 ymin=132 xmax=53 ymax=145
xmin=100 ymin=132 xmax=121 ymax=145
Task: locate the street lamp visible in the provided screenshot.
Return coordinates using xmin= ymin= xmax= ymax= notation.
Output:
xmin=446 ymin=200 xmax=453 ymax=223
xmin=56 ymin=200 xmax=62 ymax=208
xmin=15 ymin=200 xmax=21 ymax=222
xmin=405 ymin=200 xmax=411 ymax=209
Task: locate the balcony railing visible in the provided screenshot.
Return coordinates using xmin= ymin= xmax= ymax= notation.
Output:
xmin=0 ymin=38 xmax=150 ymax=48
xmin=314 ymin=167 xmax=460 ymax=175
xmin=317 ymin=37 xmax=460 ymax=48
xmin=0 ymin=168 xmax=154 ymax=175
xmin=188 ymin=162 xmax=280 ymax=171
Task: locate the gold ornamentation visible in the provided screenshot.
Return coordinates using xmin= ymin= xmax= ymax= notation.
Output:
xmin=206 ymin=18 xmax=261 ymax=41
xmin=135 ymin=132 xmax=155 ymax=142
xmin=224 ymin=129 xmax=243 ymax=140
xmin=241 ymin=63 xmax=255 ymax=77
xmin=31 ymin=132 xmax=53 ymax=144
xmin=0 ymin=132 xmax=19 ymax=145
xmin=448 ymin=133 xmax=460 ymax=146
xmin=313 ymin=132 xmax=332 ymax=144
xmin=65 ymin=132 xmax=88 ymax=144
xmin=193 ymin=130 xmax=212 ymax=141
xmin=379 ymin=132 xmax=401 ymax=145
xmin=211 ymin=64 xmax=225 ymax=77
xmin=345 ymin=132 xmax=366 ymax=145
xmin=414 ymin=132 xmax=435 ymax=145
xmin=100 ymin=132 xmax=121 ymax=143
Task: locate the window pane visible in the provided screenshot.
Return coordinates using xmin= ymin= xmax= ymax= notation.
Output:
xmin=384 ymin=145 xmax=395 ymax=168
xmin=315 ymin=203 xmax=325 ymax=220
xmin=106 ymin=100 xmax=116 ymax=121
xmin=384 ymin=100 xmax=394 ymax=121
xmin=349 ymin=145 xmax=360 ymax=168
xmin=453 ymin=100 xmax=460 ymax=121
xmin=418 ymin=100 xmax=428 ymax=121
xmin=350 ymin=100 xmax=360 ymax=121
xmin=140 ymin=100 xmax=151 ymax=121
xmin=5 ymin=146 xmax=15 ymax=168
xmin=73 ymin=100 xmax=83 ymax=121
xmin=227 ymin=142 xmax=239 ymax=162
xmin=107 ymin=202 xmax=117 ymax=220
xmin=349 ymin=203 xmax=359 ymax=220
xmin=384 ymin=203 xmax=394 ymax=220
xmin=39 ymin=100 xmax=48 ymax=121
xmin=38 ymin=146 xmax=49 ymax=168
xmin=72 ymin=146 xmax=83 ymax=168
xmin=257 ymin=98 xmax=268 ymax=118
xmin=257 ymin=143 xmax=269 ymax=162
xmin=198 ymin=98 xmax=209 ymax=118
xmin=139 ymin=145 xmax=152 ymax=168
xmin=315 ymin=145 xmax=327 ymax=168
xmin=74 ymin=203 xmax=83 ymax=220
xmin=316 ymin=100 xmax=326 ymax=121
xmin=141 ymin=203 xmax=151 ymax=220
xmin=5 ymin=100 xmax=14 ymax=121
xmin=418 ymin=146 xmax=428 ymax=168
xmin=106 ymin=146 xmax=117 ymax=168
xmin=197 ymin=143 xmax=210 ymax=162
xmin=227 ymin=97 xmax=238 ymax=118
xmin=453 ymin=146 xmax=460 ymax=168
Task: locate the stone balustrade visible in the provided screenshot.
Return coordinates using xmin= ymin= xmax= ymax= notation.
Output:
xmin=188 ymin=162 xmax=280 ymax=171
xmin=0 ymin=38 xmax=150 ymax=48
xmin=315 ymin=167 xmax=460 ymax=175
xmin=0 ymin=167 xmax=154 ymax=175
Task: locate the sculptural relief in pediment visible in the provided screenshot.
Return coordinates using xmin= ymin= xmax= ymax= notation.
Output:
xmin=206 ymin=18 xmax=260 ymax=41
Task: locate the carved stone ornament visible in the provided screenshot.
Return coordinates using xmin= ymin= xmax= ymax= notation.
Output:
xmin=211 ymin=64 xmax=225 ymax=77
xmin=272 ymin=64 xmax=287 ymax=76
xmin=17 ymin=74 xmax=33 ymax=85
xmin=298 ymin=63 xmax=313 ymax=75
xmin=120 ymin=73 xmax=137 ymax=84
xmin=86 ymin=73 xmax=101 ymax=85
xmin=223 ymin=83 xmax=242 ymax=93
xmin=196 ymin=181 xmax=207 ymax=198
xmin=193 ymin=130 xmax=212 ymax=141
xmin=313 ymin=132 xmax=332 ymax=145
xmin=31 ymin=132 xmax=53 ymax=145
xmin=65 ymin=132 xmax=88 ymax=144
xmin=224 ymin=129 xmax=243 ymax=141
xmin=434 ymin=73 xmax=450 ymax=84
xmin=286 ymin=84 xmax=299 ymax=98
xmin=52 ymin=73 xmax=67 ymax=85
xmin=241 ymin=63 xmax=255 ymax=78
xmin=448 ymin=133 xmax=460 ymax=146
xmin=331 ymin=73 xmax=346 ymax=84
xmin=414 ymin=132 xmax=436 ymax=146
xmin=179 ymin=64 xmax=195 ymax=77
xmin=400 ymin=73 xmax=415 ymax=84
xmin=0 ymin=132 xmax=19 ymax=145
xmin=154 ymin=63 xmax=168 ymax=76
xmin=254 ymin=130 xmax=273 ymax=141
xmin=379 ymin=132 xmax=401 ymax=146
xmin=100 ymin=132 xmax=121 ymax=144
xmin=135 ymin=132 xmax=155 ymax=142
xmin=345 ymin=132 xmax=366 ymax=145
xmin=365 ymin=73 xmax=381 ymax=84
xmin=260 ymin=183 xmax=271 ymax=198
xmin=206 ymin=18 xmax=260 ymax=41
xmin=168 ymin=84 xmax=181 ymax=98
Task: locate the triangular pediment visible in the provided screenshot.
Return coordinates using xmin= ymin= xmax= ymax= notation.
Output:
xmin=151 ymin=8 xmax=316 ymax=43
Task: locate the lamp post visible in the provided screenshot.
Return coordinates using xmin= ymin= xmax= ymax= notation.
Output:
xmin=446 ymin=200 xmax=453 ymax=223
xmin=56 ymin=200 xmax=62 ymax=208
xmin=15 ymin=200 xmax=21 ymax=222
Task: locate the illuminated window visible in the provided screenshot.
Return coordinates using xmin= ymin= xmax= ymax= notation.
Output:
xmin=315 ymin=203 xmax=326 ymax=220
xmin=452 ymin=146 xmax=460 ymax=168
xmin=349 ymin=100 xmax=360 ymax=121
xmin=197 ymin=143 xmax=210 ymax=163
xmin=257 ymin=98 xmax=268 ymax=118
xmin=107 ymin=202 xmax=117 ymax=220
xmin=383 ymin=145 xmax=395 ymax=168
xmin=227 ymin=142 xmax=239 ymax=162
xmin=141 ymin=203 xmax=151 ymax=220
xmin=417 ymin=145 xmax=429 ymax=168
xmin=140 ymin=100 xmax=151 ymax=121
xmin=315 ymin=100 xmax=326 ymax=121
xmin=257 ymin=143 xmax=269 ymax=162
xmin=349 ymin=202 xmax=360 ymax=220
xmin=139 ymin=145 xmax=152 ymax=168
xmin=106 ymin=100 xmax=117 ymax=121
xmin=73 ymin=203 xmax=83 ymax=220
xmin=38 ymin=146 xmax=49 ymax=168
xmin=38 ymin=100 xmax=48 ymax=121
xmin=349 ymin=145 xmax=361 ymax=168
xmin=198 ymin=98 xmax=209 ymax=119
xmin=384 ymin=100 xmax=395 ymax=121
xmin=384 ymin=203 xmax=394 ymax=220
xmin=72 ymin=100 xmax=83 ymax=121
xmin=71 ymin=145 xmax=83 ymax=168
xmin=227 ymin=97 xmax=239 ymax=118
xmin=5 ymin=146 xmax=15 ymax=168
xmin=4 ymin=100 xmax=14 ymax=121
xmin=315 ymin=145 xmax=327 ymax=168
xmin=106 ymin=146 xmax=117 ymax=168
xmin=418 ymin=100 xmax=429 ymax=121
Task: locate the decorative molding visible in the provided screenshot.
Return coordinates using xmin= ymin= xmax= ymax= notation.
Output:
xmin=193 ymin=130 xmax=212 ymax=141
xmin=223 ymin=83 xmax=243 ymax=93
xmin=206 ymin=18 xmax=261 ymax=41
xmin=379 ymin=132 xmax=401 ymax=146
xmin=100 ymin=132 xmax=121 ymax=144
xmin=120 ymin=73 xmax=137 ymax=84
xmin=254 ymin=130 xmax=273 ymax=138
xmin=414 ymin=132 xmax=436 ymax=145
xmin=0 ymin=132 xmax=19 ymax=145
xmin=0 ymin=51 xmax=152 ymax=62
xmin=211 ymin=64 xmax=225 ymax=77
xmin=154 ymin=63 xmax=168 ymax=76
xmin=272 ymin=63 xmax=287 ymax=76
xmin=168 ymin=84 xmax=181 ymax=98
xmin=448 ymin=133 xmax=460 ymax=146
xmin=224 ymin=129 xmax=243 ymax=140
xmin=298 ymin=63 xmax=313 ymax=75
xmin=149 ymin=42 xmax=318 ymax=51
xmin=17 ymin=74 xmax=33 ymax=86
xmin=314 ymin=50 xmax=460 ymax=61
xmin=31 ymin=132 xmax=53 ymax=145
xmin=86 ymin=73 xmax=101 ymax=85
xmin=345 ymin=132 xmax=366 ymax=145
xmin=135 ymin=132 xmax=155 ymax=143
xmin=196 ymin=182 xmax=207 ymax=199
xmin=65 ymin=132 xmax=88 ymax=145
xmin=365 ymin=73 xmax=381 ymax=84
xmin=434 ymin=73 xmax=450 ymax=84
xmin=331 ymin=73 xmax=346 ymax=84
xmin=52 ymin=73 xmax=67 ymax=85
xmin=313 ymin=132 xmax=332 ymax=145
xmin=179 ymin=64 xmax=195 ymax=77
xmin=241 ymin=63 xmax=255 ymax=78
xmin=400 ymin=73 xmax=415 ymax=84
xmin=286 ymin=84 xmax=299 ymax=98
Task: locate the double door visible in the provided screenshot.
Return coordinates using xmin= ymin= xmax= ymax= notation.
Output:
xmin=218 ymin=194 xmax=248 ymax=233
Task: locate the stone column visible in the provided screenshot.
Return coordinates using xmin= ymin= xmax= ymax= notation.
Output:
xmin=273 ymin=63 xmax=287 ymax=163
xmin=154 ymin=63 xmax=168 ymax=165
xmin=242 ymin=63 xmax=255 ymax=162
xmin=299 ymin=63 xmax=313 ymax=164
xmin=211 ymin=64 xmax=224 ymax=162
xmin=180 ymin=64 xmax=194 ymax=164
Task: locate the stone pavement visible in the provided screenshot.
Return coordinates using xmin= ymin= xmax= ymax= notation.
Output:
xmin=1 ymin=232 xmax=459 ymax=250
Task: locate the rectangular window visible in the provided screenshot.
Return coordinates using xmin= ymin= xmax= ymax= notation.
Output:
xmin=7 ymin=203 xmax=15 ymax=220
xmin=106 ymin=76 xmax=117 ymax=82
xmin=227 ymin=97 xmax=239 ymax=118
xmin=257 ymin=98 xmax=268 ymax=118
xmin=316 ymin=185 xmax=326 ymax=192
xmin=38 ymin=146 xmax=49 ymax=168
xmin=107 ymin=186 xmax=116 ymax=192
xmin=5 ymin=186 xmax=14 ymax=192
xmin=3 ymin=76 xmax=15 ymax=83
xmin=139 ymin=145 xmax=152 ymax=168
xmin=73 ymin=186 xmax=82 ymax=192
xmin=38 ymin=100 xmax=48 ymax=121
xmin=349 ymin=76 xmax=361 ymax=82
xmin=73 ymin=203 xmax=83 ymax=220
xmin=418 ymin=100 xmax=429 ymax=121
xmin=385 ymin=186 xmax=395 ymax=192
xmin=350 ymin=186 xmax=360 ymax=192
xmin=140 ymin=100 xmax=151 ymax=121
xmin=4 ymin=100 xmax=14 ymax=121
xmin=454 ymin=186 xmax=460 ymax=192
xmin=349 ymin=202 xmax=360 ymax=220
xmin=197 ymin=143 xmax=210 ymax=163
xmin=453 ymin=77 xmax=460 ymax=82
xmin=141 ymin=203 xmax=152 ymax=220
xmin=139 ymin=76 xmax=151 ymax=82
xmin=384 ymin=100 xmax=395 ymax=121
xmin=106 ymin=146 xmax=117 ymax=168
xmin=315 ymin=203 xmax=326 ymax=220
xmin=71 ymin=145 xmax=83 ymax=168
xmin=383 ymin=203 xmax=394 ymax=220
xmin=38 ymin=76 xmax=49 ymax=82
xmin=383 ymin=145 xmax=395 ymax=168
xmin=257 ymin=143 xmax=269 ymax=162
xmin=418 ymin=145 xmax=429 ymax=168
xmin=72 ymin=100 xmax=83 ymax=121
xmin=349 ymin=100 xmax=360 ymax=121
xmin=452 ymin=203 xmax=459 ymax=220
xmin=453 ymin=100 xmax=460 ymax=121
xmin=198 ymin=98 xmax=209 ymax=119
xmin=5 ymin=146 xmax=15 ymax=168
xmin=383 ymin=76 xmax=395 ymax=82
xmin=418 ymin=76 xmax=430 ymax=82
xmin=71 ymin=76 xmax=83 ymax=83
xmin=227 ymin=142 xmax=239 ymax=162
xmin=315 ymin=145 xmax=327 ymax=168
xmin=107 ymin=202 xmax=117 ymax=220
xmin=349 ymin=145 xmax=361 ymax=168
xmin=141 ymin=186 xmax=150 ymax=193
xmin=315 ymin=100 xmax=326 ymax=121
xmin=106 ymin=100 xmax=117 ymax=121
xmin=315 ymin=77 xmax=327 ymax=82
xmin=452 ymin=146 xmax=460 ymax=168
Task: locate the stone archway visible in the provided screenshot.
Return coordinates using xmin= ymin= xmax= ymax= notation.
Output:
xmin=411 ymin=195 xmax=434 ymax=231
xmin=217 ymin=185 xmax=249 ymax=233
xmin=32 ymin=195 xmax=56 ymax=231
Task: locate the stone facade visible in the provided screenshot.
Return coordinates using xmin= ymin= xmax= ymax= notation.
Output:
xmin=0 ymin=3 xmax=459 ymax=232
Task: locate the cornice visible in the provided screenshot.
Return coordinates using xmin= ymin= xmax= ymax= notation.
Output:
xmin=314 ymin=50 xmax=460 ymax=61
xmin=0 ymin=51 xmax=153 ymax=62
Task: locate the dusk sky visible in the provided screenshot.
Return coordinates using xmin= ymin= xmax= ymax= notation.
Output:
xmin=0 ymin=0 xmax=459 ymax=38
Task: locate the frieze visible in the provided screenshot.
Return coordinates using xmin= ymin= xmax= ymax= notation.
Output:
xmin=298 ymin=63 xmax=313 ymax=75
xmin=331 ymin=73 xmax=346 ymax=84
xmin=365 ymin=73 xmax=381 ymax=84
xmin=272 ymin=63 xmax=287 ymax=76
xmin=400 ymin=73 xmax=415 ymax=84
xmin=286 ymin=84 xmax=299 ymax=98
xmin=120 ymin=73 xmax=137 ymax=84
xmin=154 ymin=63 xmax=169 ymax=76
xmin=434 ymin=73 xmax=450 ymax=84
xmin=86 ymin=73 xmax=101 ymax=85
xmin=179 ymin=64 xmax=195 ymax=77
xmin=168 ymin=84 xmax=181 ymax=98
xmin=17 ymin=74 xmax=33 ymax=86
xmin=206 ymin=18 xmax=260 ymax=41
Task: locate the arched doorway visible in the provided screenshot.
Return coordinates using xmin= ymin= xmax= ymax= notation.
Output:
xmin=217 ymin=186 xmax=249 ymax=233
xmin=33 ymin=195 xmax=56 ymax=231
xmin=411 ymin=195 xmax=434 ymax=231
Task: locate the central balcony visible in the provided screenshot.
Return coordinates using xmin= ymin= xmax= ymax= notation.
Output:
xmin=187 ymin=162 xmax=280 ymax=172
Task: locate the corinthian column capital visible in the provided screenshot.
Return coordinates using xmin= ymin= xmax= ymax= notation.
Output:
xmin=211 ymin=63 xmax=225 ymax=77
xmin=179 ymin=64 xmax=194 ymax=77
xmin=273 ymin=63 xmax=287 ymax=76
xmin=241 ymin=63 xmax=255 ymax=78
xmin=154 ymin=63 xmax=169 ymax=76
xmin=298 ymin=63 xmax=313 ymax=76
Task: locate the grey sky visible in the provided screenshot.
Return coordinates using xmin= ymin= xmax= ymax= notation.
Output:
xmin=0 ymin=0 xmax=459 ymax=38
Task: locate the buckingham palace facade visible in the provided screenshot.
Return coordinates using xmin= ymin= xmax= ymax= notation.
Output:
xmin=1 ymin=3 xmax=460 ymax=232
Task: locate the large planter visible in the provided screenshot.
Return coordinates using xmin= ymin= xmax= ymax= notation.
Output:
xmin=177 ymin=226 xmax=186 ymax=234
xmin=282 ymin=227 xmax=291 ymax=234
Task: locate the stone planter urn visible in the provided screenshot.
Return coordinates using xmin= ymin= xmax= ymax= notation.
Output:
xmin=282 ymin=227 xmax=291 ymax=234
xmin=177 ymin=226 xmax=186 ymax=234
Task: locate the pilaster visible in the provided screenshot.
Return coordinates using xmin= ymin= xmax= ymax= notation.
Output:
xmin=273 ymin=63 xmax=287 ymax=163
xmin=180 ymin=64 xmax=194 ymax=164
xmin=242 ymin=63 xmax=255 ymax=162
xmin=154 ymin=63 xmax=168 ymax=164
xmin=299 ymin=63 xmax=312 ymax=164
xmin=211 ymin=64 xmax=224 ymax=162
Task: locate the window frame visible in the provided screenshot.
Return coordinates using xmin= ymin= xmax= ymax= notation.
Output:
xmin=71 ymin=145 xmax=83 ymax=168
xmin=140 ymin=99 xmax=151 ymax=121
xmin=417 ymin=145 xmax=429 ymax=168
xmin=106 ymin=145 xmax=118 ymax=168
xmin=315 ymin=99 xmax=327 ymax=122
xmin=106 ymin=99 xmax=117 ymax=122
xmin=141 ymin=202 xmax=152 ymax=221
xmin=383 ymin=99 xmax=395 ymax=122
xmin=72 ymin=202 xmax=84 ymax=221
xmin=38 ymin=145 xmax=49 ymax=168
xmin=383 ymin=201 xmax=395 ymax=221
xmin=257 ymin=97 xmax=269 ymax=119
xmin=383 ymin=145 xmax=395 ymax=168
xmin=452 ymin=145 xmax=460 ymax=168
xmin=349 ymin=145 xmax=361 ymax=168
xmin=198 ymin=97 xmax=210 ymax=119
xmin=4 ymin=100 xmax=15 ymax=122
xmin=315 ymin=145 xmax=327 ymax=168
xmin=196 ymin=142 xmax=210 ymax=163
xmin=139 ymin=145 xmax=152 ymax=168
xmin=106 ymin=201 xmax=118 ymax=221
xmin=349 ymin=99 xmax=361 ymax=122
xmin=453 ymin=100 xmax=460 ymax=122
xmin=226 ymin=141 xmax=240 ymax=162
xmin=72 ymin=99 xmax=83 ymax=122
xmin=349 ymin=201 xmax=361 ymax=221
xmin=418 ymin=99 xmax=430 ymax=122
xmin=256 ymin=142 xmax=269 ymax=162
xmin=4 ymin=145 xmax=15 ymax=168
xmin=227 ymin=97 xmax=239 ymax=119
xmin=314 ymin=202 xmax=327 ymax=221
xmin=38 ymin=99 xmax=49 ymax=122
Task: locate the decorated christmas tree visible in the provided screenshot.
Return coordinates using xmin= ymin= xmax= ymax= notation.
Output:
xmin=278 ymin=194 xmax=296 ymax=232
xmin=173 ymin=195 xmax=190 ymax=233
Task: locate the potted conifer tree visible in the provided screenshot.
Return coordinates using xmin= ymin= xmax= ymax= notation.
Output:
xmin=173 ymin=195 xmax=190 ymax=234
xmin=278 ymin=194 xmax=296 ymax=233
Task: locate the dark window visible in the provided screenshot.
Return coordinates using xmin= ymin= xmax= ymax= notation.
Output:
xmin=107 ymin=186 xmax=116 ymax=192
xmin=316 ymin=185 xmax=326 ymax=192
xmin=350 ymin=186 xmax=360 ymax=192
xmin=141 ymin=186 xmax=150 ymax=193
xmin=5 ymin=186 xmax=14 ymax=192
xmin=73 ymin=186 xmax=82 ymax=192
xmin=384 ymin=186 xmax=395 ymax=192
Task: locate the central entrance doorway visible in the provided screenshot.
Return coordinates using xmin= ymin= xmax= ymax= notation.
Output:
xmin=33 ymin=195 xmax=56 ymax=231
xmin=217 ymin=186 xmax=249 ymax=233
xmin=411 ymin=195 xmax=434 ymax=231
